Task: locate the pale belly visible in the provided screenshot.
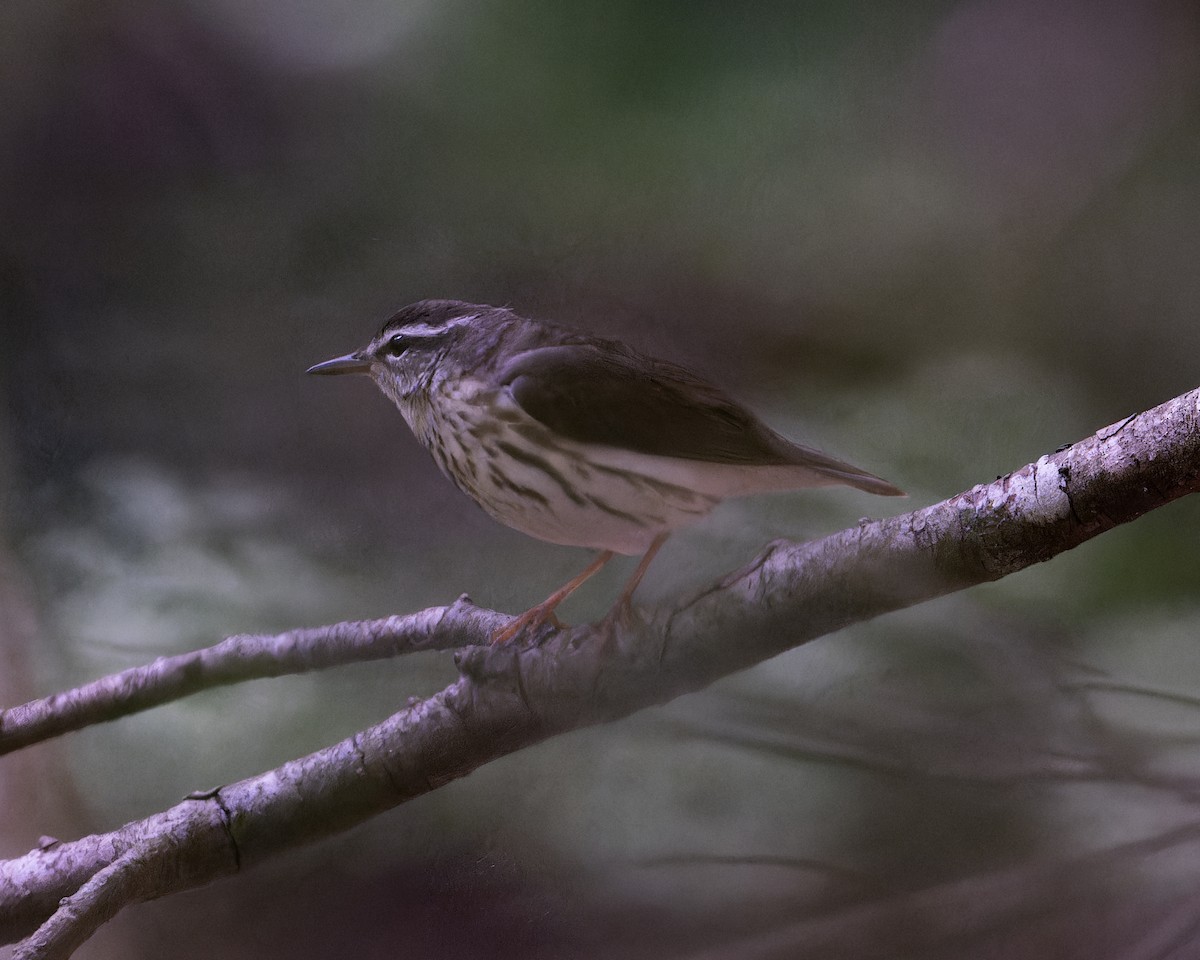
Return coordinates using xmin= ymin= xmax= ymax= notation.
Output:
xmin=401 ymin=377 xmax=839 ymax=555
xmin=433 ymin=424 xmax=723 ymax=555
xmin=400 ymin=381 xmax=721 ymax=554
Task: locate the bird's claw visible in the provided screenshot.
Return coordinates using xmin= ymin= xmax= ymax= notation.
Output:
xmin=489 ymin=606 xmax=569 ymax=645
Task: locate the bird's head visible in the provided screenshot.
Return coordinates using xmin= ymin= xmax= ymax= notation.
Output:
xmin=307 ymin=299 xmax=507 ymax=404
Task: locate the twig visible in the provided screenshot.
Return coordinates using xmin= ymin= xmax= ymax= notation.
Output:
xmin=0 ymin=597 xmax=508 ymax=755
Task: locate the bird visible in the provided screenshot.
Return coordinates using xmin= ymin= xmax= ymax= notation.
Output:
xmin=307 ymin=299 xmax=903 ymax=644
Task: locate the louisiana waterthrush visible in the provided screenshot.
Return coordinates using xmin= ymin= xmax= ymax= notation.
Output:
xmin=308 ymin=299 xmax=903 ymax=643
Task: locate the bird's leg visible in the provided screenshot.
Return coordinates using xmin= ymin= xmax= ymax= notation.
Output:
xmin=608 ymin=532 xmax=669 ymax=623
xmin=491 ymin=550 xmax=615 ymax=644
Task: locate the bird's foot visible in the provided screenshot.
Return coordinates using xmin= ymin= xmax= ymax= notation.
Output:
xmin=490 ymin=603 xmax=567 ymax=645
xmin=608 ymin=595 xmax=637 ymax=629
xmin=491 ymin=551 xmax=615 ymax=644
xmin=595 ymin=594 xmax=643 ymax=645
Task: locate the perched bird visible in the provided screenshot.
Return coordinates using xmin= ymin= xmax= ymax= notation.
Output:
xmin=308 ymin=300 xmax=903 ymax=643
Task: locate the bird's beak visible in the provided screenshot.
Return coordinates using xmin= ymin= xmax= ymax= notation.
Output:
xmin=306 ymin=352 xmax=372 ymax=376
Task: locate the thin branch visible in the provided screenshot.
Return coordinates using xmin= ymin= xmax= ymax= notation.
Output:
xmin=2 ymin=386 xmax=1199 ymax=954
xmin=1062 ymin=678 xmax=1200 ymax=712
xmin=0 ymin=597 xmax=509 ymax=755
xmin=12 ymin=842 xmax=168 ymax=960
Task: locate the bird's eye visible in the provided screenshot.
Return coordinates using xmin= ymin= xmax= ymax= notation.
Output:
xmin=385 ymin=335 xmax=407 ymax=357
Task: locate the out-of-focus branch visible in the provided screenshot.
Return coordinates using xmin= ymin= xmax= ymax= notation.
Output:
xmin=2 ymin=386 xmax=1199 ymax=958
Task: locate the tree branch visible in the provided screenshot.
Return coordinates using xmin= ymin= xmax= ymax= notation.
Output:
xmin=11 ymin=841 xmax=171 ymax=960
xmin=0 ymin=601 xmax=510 ymax=755
xmin=3 ymin=386 xmax=1199 ymax=956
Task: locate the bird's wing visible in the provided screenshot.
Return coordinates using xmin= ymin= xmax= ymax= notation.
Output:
xmin=496 ymin=343 xmax=903 ymax=495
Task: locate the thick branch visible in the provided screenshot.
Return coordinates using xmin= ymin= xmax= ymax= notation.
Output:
xmin=2 ymin=386 xmax=1199 ymax=953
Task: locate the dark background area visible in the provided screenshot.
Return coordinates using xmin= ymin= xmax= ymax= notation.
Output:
xmin=3 ymin=1 xmax=1200 ymax=957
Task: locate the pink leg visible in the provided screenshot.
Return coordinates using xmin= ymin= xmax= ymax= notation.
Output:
xmin=612 ymin=532 xmax=669 ymax=612
xmin=492 ymin=550 xmax=615 ymax=644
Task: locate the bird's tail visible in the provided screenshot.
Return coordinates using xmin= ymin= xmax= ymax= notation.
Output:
xmin=774 ymin=441 xmax=905 ymax=497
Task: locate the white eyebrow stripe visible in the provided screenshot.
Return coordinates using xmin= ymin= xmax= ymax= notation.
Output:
xmin=391 ymin=315 xmax=478 ymax=339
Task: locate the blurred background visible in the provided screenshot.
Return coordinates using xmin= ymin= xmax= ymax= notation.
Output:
xmin=2 ymin=0 xmax=1200 ymax=956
